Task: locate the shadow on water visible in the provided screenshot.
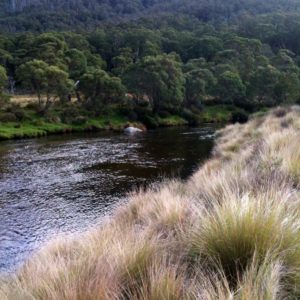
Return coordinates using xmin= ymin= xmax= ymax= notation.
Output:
xmin=0 ymin=125 xmax=218 ymax=273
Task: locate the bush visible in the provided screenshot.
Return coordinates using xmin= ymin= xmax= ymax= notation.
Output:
xmin=60 ymin=106 xmax=81 ymax=124
xmin=0 ymin=112 xmax=17 ymax=122
xmin=118 ymin=105 xmax=138 ymax=121
xmin=181 ymin=109 xmax=199 ymax=125
xmin=45 ymin=115 xmax=61 ymax=123
xmin=32 ymin=119 xmax=45 ymax=126
xmin=231 ymin=110 xmax=249 ymax=124
xmin=158 ymin=110 xmax=171 ymax=118
xmin=141 ymin=115 xmax=159 ymax=129
xmin=14 ymin=109 xmax=30 ymax=121
xmin=234 ymin=98 xmax=257 ymax=112
xmin=0 ymin=92 xmax=10 ymax=102
xmin=26 ymin=102 xmax=40 ymax=111
xmin=72 ymin=116 xmax=88 ymax=126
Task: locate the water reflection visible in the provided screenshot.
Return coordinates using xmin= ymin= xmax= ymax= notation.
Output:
xmin=0 ymin=126 xmax=216 ymax=273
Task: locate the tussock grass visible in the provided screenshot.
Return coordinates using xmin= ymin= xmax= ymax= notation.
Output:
xmin=2 ymin=106 xmax=300 ymax=299
xmin=188 ymin=190 xmax=300 ymax=280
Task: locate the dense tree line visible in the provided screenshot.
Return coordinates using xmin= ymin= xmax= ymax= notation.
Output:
xmin=1 ymin=0 xmax=300 ymax=32
xmin=1 ymin=3 xmax=300 ymax=126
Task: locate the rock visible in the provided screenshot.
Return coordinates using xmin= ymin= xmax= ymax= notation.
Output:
xmin=124 ymin=126 xmax=143 ymax=134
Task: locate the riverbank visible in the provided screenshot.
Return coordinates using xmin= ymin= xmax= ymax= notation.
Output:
xmin=0 ymin=104 xmax=247 ymax=140
xmin=2 ymin=106 xmax=297 ymax=299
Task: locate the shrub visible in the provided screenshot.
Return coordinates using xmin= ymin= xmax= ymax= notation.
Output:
xmin=32 ymin=119 xmax=45 ymax=126
xmin=158 ymin=110 xmax=171 ymax=118
xmin=140 ymin=115 xmax=159 ymax=129
xmin=14 ymin=109 xmax=30 ymax=121
xmin=181 ymin=109 xmax=200 ymax=125
xmin=26 ymin=102 xmax=40 ymax=111
xmin=45 ymin=115 xmax=61 ymax=123
xmin=72 ymin=116 xmax=88 ymax=126
xmin=0 ymin=112 xmax=17 ymax=122
xmin=118 ymin=105 xmax=138 ymax=120
xmin=231 ymin=110 xmax=249 ymax=123
xmin=60 ymin=106 xmax=80 ymax=124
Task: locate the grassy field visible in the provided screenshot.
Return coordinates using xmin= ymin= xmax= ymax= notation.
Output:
xmin=1 ymin=106 xmax=299 ymax=299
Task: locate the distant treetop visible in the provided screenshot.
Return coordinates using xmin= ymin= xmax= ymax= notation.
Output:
xmin=1 ymin=0 xmax=300 ymax=32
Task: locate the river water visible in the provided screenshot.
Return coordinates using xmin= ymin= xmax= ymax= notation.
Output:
xmin=0 ymin=126 xmax=216 ymax=273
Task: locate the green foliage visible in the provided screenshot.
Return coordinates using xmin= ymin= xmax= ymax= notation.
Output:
xmin=27 ymin=33 xmax=68 ymax=69
xmin=66 ymin=49 xmax=87 ymax=80
xmin=217 ymin=71 xmax=246 ymax=104
xmin=184 ymin=67 xmax=216 ymax=109
xmin=200 ymin=105 xmax=243 ymax=123
xmin=112 ymin=47 xmax=133 ymax=76
xmin=1 ymin=0 xmax=300 ymax=32
xmin=157 ymin=115 xmax=188 ymax=127
xmin=17 ymin=59 xmax=73 ymax=110
xmin=123 ymin=54 xmax=185 ymax=113
xmin=0 ymin=65 xmax=7 ymax=92
xmin=79 ymin=69 xmax=125 ymax=113
xmin=248 ymin=65 xmax=281 ymax=106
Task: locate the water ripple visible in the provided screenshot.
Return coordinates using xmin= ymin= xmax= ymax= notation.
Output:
xmin=0 ymin=126 xmax=216 ymax=273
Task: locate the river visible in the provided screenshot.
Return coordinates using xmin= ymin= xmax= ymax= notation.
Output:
xmin=0 ymin=126 xmax=216 ymax=273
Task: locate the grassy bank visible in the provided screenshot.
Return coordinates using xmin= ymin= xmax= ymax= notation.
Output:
xmin=0 ymin=115 xmax=188 ymax=140
xmin=0 ymin=114 xmax=133 ymax=140
xmin=0 ymin=107 xmax=149 ymax=140
xmin=0 ymin=104 xmax=245 ymax=140
xmin=2 ymin=106 xmax=295 ymax=299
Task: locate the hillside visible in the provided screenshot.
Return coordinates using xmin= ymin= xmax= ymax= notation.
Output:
xmin=1 ymin=0 xmax=300 ymax=31
xmin=1 ymin=106 xmax=300 ymax=298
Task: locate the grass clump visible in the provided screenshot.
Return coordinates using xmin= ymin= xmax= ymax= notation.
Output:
xmin=3 ymin=106 xmax=300 ymax=299
xmin=280 ymin=139 xmax=300 ymax=183
xmin=188 ymin=190 xmax=300 ymax=282
xmin=199 ymin=105 xmax=248 ymax=123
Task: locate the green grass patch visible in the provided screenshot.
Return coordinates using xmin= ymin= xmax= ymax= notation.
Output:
xmin=0 ymin=113 xmax=135 ymax=140
xmin=86 ymin=114 xmax=130 ymax=130
xmin=157 ymin=115 xmax=188 ymax=127
xmin=200 ymin=105 xmax=235 ymax=123
xmin=0 ymin=122 xmax=71 ymax=140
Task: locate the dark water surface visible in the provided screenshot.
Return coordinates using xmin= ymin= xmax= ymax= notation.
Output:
xmin=0 ymin=126 xmax=216 ymax=273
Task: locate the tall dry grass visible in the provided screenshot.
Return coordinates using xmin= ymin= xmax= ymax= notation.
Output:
xmin=2 ymin=106 xmax=300 ymax=299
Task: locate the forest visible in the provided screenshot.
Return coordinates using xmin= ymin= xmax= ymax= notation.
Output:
xmin=1 ymin=0 xmax=300 ymax=32
xmin=1 ymin=0 xmax=300 ymax=138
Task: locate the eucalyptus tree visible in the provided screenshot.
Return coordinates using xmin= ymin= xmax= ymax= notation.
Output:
xmin=123 ymin=54 xmax=185 ymax=113
xmin=79 ymin=69 xmax=125 ymax=114
xmin=17 ymin=59 xmax=73 ymax=111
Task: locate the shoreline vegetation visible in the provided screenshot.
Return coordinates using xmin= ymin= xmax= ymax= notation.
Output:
xmin=0 ymin=100 xmax=247 ymax=140
xmin=1 ymin=106 xmax=300 ymax=299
